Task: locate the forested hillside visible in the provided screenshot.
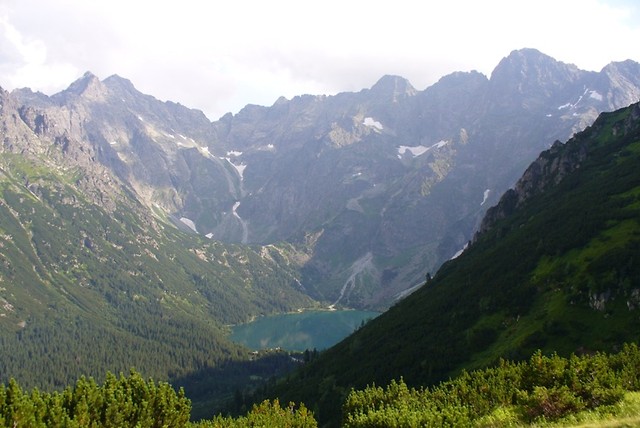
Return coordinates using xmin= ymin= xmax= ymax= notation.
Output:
xmin=2 ymin=50 xmax=640 ymax=425
xmin=2 ymin=345 xmax=640 ymax=427
xmin=265 ymin=101 xmax=640 ymax=425
xmin=0 ymin=85 xmax=316 ymax=399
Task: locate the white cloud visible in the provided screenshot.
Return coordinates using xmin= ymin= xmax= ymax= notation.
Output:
xmin=0 ymin=14 xmax=78 ymax=91
xmin=0 ymin=0 xmax=638 ymax=120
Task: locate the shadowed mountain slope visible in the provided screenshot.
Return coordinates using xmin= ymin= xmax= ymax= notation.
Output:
xmin=269 ymin=102 xmax=640 ymax=426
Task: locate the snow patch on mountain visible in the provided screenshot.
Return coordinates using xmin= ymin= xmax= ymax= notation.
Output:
xmin=232 ymin=202 xmax=241 ymax=218
xmin=398 ymin=145 xmax=429 ymax=157
xmin=450 ymin=242 xmax=469 ymax=260
xmin=180 ymin=217 xmax=198 ymax=233
xmin=559 ymin=88 xmax=603 ymax=111
xmin=589 ymin=90 xmax=603 ymax=101
xmin=481 ymin=189 xmax=491 ymax=205
xmin=225 ymin=159 xmax=246 ymax=180
xmin=232 ymin=201 xmax=249 ymax=243
xmin=397 ymin=140 xmax=449 ymax=158
xmin=235 ymin=163 xmax=247 ymax=178
xmin=432 ymin=140 xmax=449 ymax=149
xmin=199 ymin=146 xmax=212 ymax=158
xmin=116 ymin=152 xmax=132 ymax=164
xmin=558 ymin=89 xmax=586 ymax=110
xmin=363 ymin=117 xmax=383 ymax=130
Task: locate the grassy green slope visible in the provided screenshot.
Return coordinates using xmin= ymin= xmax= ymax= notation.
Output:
xmin=0 ymin=150 xmax=315 ymax=392
xmin=271 ymin=103 xmax=640 ymax=425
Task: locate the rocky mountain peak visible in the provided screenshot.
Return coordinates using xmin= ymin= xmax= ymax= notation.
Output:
xmin=492 ymin=48 xmax=574 ymax=75
xmin=601 ymin=59 xmax=640 ymax=76
xmin=487 ymin=48 xmax=587 ymax=110
xmin=369 ymin=75 xmax=417 ymax=101
xmin=55 ymin=71 xmax=108 ymax=102
xmin=599 ymin=60 xmax=640 ymax=108
xmin=495 ymin=48 xmax=584 ymax=83
xmin=103 ymin=73 xmax=135 ymax=87
xmin=420 ymin=70 xmax=488 ymax=104
xmin=10 ymin=88 xmax=52 ymax=108
xmin=102 ymin=74 xmax=139 ymax=98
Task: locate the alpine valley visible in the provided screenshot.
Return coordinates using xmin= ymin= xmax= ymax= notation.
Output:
xmin=266 ymin=97 xmax=640 ymax=427
xmin=1 ymin=48 xmax=640 ymax=420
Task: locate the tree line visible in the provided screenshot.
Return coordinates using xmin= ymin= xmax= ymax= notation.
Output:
xmin=2 ymin=344 xmax=640 ymax=427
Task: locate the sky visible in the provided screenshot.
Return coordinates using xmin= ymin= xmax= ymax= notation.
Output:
xmin=1 ymin=0 xmax=639 ymax=120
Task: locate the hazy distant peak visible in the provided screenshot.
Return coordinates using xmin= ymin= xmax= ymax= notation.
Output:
xmin=598 ymin=60 xmax=640 ymax=108
xmin=601 ymin=59 xmax=640 ymax=75
xmin=370 ymin=75 xmax=417 ymax=100
xmin=492 ymin=48 xmax=559 ymax=72
xmin=273 ymin=95 xmax=289 ymax=106
xmin=66 ymin=71 xmax=100 ymax=92
xmin=488 ymin=48 xmax=586 ymax=99
xmin=431 ymin=70 xmax=488 ymax=87
xmin=507 ymin=47 xmax=548 ymax=60
xmin=10 ymin=87 xmax=53 ymax=108
xmin=103 ymin=74 xmax=137 ymax=93
xmin=81 ymin=70 xmax=98 ymax=79
xmin=57 ymin=71 xmax=107 ymax=101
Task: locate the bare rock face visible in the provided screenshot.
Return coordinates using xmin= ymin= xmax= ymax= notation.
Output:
xmin=475 ymin=138 xmax=588 ymax=237
xmin=599 ymin=60 xmax=640 ymax=109
xmin=8 ymin=49 xmax=640 ymax=309
xmin=1 ymin=83 xmax=126 ymax=214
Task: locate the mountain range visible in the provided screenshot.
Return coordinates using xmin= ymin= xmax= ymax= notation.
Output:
xmin=1 ymin=48 xmax=640 ymax=410
xmin=10 ymin=48 xmax=640 ymax=310
xmin=0 ymin=82 xmax=315 ymax=391
xmin=269 ymin=99 xmax=640 ymax=427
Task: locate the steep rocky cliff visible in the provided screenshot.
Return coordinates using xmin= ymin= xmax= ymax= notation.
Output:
xmin=478 ymin=102 xmax=640 ymax=236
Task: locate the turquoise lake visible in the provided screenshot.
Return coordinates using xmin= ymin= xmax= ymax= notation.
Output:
xmin=230 ymin=310 xmax=380 ymax=351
